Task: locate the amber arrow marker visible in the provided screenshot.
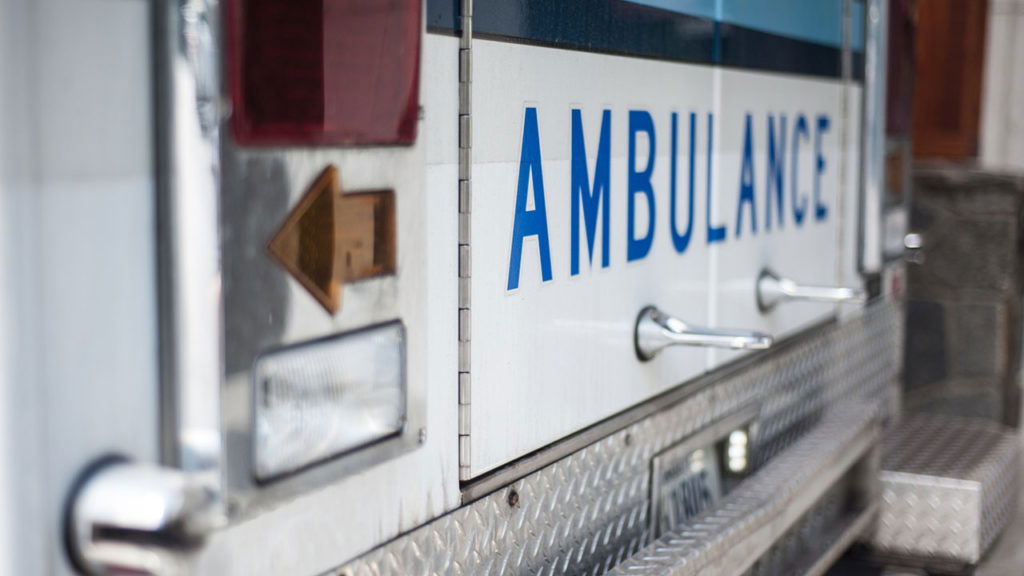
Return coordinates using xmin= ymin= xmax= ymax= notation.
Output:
xmin=267 ymin=165 xmax=396 ymax=314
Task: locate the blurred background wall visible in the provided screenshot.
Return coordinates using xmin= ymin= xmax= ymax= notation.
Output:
xmin=900 ymin=0 xmax=1024 ymax=427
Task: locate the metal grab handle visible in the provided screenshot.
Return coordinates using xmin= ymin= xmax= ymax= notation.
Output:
xmin=756 ymin=269 xmax=866 ymax=312
xmin=635 ymin=306 xmax=773 ymax=361
xmin=66 ymin=2 xmax=226 ymax=574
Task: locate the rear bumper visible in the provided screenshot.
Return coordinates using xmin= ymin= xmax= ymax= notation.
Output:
xmin=609 ymin=400 xmax=880 ymax=576
xmin=332 ymin=302 xmax=903 ymax=576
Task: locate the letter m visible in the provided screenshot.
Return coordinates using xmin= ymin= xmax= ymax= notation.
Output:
xmin=571 ymin=109 xmax=612 ymax=276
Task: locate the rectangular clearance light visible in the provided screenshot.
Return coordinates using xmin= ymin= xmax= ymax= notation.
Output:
xmin=252 ymin=322 xmax=406 ymax=481
xmin=228 ymin=0 xmax=422 ymax=146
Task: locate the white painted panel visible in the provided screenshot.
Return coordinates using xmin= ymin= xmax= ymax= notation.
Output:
xmin=0 ymin=0 xmax=157 ymax=574
xmin=0 ymin=0 xmax=42 ymax=573
xmin=195 ymin=34 xmax=462 ymax=576
xmin=711 ymin=70 xmax=845 ymax=367
xmin=470 ymin=41 xmax=715 ymax=477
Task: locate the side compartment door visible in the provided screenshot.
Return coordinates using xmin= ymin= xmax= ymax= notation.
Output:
xmin=710 ymin=1 xmax=863 ymax=368
xmin=467 ymin=5 xmax=718 ymax=479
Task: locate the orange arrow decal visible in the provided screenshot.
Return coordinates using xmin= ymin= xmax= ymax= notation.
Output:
xmin=267 ymin=165 xmax=396 ymax=314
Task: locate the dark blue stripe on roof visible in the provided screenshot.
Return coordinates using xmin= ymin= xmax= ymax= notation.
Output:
xmin=426 ymin=0 xmax=862 ymax=80
xmin=853 ymin=51 xmax=865 ymax=82
xmin=629 ymin=0 xmax=848 ymax=49
xmin=719 ymin=23 xmax=841 ymax=78
xmin=472 ymin=0 xmax=716 ymax=64
xmin=426 ymin=0 xmax=458 ymax=33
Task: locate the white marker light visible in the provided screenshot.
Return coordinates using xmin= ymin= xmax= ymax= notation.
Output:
xmin=727 ymin=456 xmax=748 ymax=474
xmin=688 ymin=449 xmax=707 ymax=474
xmin=727 ymin=429 xmax=750 ymax=474
xmin=728 ymin=430 xmax=748 ymax=446
xmin=253 ymin=322 xmax=406 ymax=480
xmin=904 ymin=233 xmax=923 ymax=250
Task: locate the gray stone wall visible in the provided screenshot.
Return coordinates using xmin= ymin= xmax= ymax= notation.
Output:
xmin=905 ymin=166 xmax=1024 ymax=426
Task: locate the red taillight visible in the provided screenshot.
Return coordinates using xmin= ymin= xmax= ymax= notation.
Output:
xmin=228 ymin=0 xmax=421 ymax=146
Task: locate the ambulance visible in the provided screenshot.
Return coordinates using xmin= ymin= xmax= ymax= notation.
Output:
xmin=0 ymin=0 xmax=1018 ymax=575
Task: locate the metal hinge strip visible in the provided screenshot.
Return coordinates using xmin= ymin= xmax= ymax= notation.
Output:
xmin=457 ymin=0 xmax=473 ymax=481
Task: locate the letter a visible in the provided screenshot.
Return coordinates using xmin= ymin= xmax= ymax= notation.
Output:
xmin=507 ymin=108 xmax=553 ymax=290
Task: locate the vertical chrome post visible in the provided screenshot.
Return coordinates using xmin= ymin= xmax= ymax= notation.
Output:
xmin=66 ymin=1 xmax=226 ymax=573
xmin=155 ymin=0 xmax=224 ymax=477
xmin=860 ymin=0 xmax=889 ymax=275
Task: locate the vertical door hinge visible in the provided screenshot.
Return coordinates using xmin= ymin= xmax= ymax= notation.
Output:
xmin=457 ymin=0 xmax=474 ymax=481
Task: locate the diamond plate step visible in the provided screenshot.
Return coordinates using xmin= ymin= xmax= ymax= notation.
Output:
xmin=869 ymin=415 xmax=1021 ymax=569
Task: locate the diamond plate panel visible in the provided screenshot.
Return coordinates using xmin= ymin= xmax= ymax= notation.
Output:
xmin=871 ymin=415 xmax=1022 ymax=565
xmin=605 ymin=402 xmax=879 ymax=576
xmin=330 ymin=303 xmax=902 ymax=576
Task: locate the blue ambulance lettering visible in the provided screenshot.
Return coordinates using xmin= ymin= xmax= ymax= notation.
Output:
xmin=766 ymin=114 xmax=786 ymax=231
xmin=570 ymin=109 xmax=612 ymax=276
xmin=668 ymin=112 xmax=696 ymax=254
xmin=705 ymin=113 xmax=727 ymax=245
xmin=814 ymin=114 xmax=831 ymax=222
xmin=627 ymin=110 xmax=657 ymax=262
xmin=507 ymin=107 xmax=553 ymax=291
xmin=506 ymin=107 xmax=833 ymax=291
xmin=735 ymin=113 xmax=757 ymax=238
xmin=791 ymin=114 xmax=810 ymax=227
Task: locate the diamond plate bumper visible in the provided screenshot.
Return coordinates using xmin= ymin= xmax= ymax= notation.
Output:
xmin=606 ymin=401 xmax=879 ymax=576
xmin=330 ymin=303 xmax=902 ymax=576
xmin=870 ymin=415 xmax=1022 ymax=567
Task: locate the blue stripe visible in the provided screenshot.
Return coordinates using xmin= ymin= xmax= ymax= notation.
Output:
xmin=623 ymin=0 xmax=719 ymax=21
xmin=720 ymin=24 xmax=840 ymax=78
xmin=471 ymin=0 xmax=716 ymax=64
xmin=426 ymin=0 xmax=458 ymax=32
xmin=627 ymin=0 xmax=845 ymax=48
xmin=426 ymin=0 xmax=860 ymax=79
xmin=852 ymin=0 xmax=866 ymax=51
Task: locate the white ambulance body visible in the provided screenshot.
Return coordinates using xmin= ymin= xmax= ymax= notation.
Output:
xmin=2 ymin=1 xmax=991 ymax=575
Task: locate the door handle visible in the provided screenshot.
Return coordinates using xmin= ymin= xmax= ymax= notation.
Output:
xmin=635 ymin=306 xmax=773 ymax=361
xmin=67 ymin=460 xmax=223 ymax=575
xmin=756 ymin=269 xmax=866 ymax=312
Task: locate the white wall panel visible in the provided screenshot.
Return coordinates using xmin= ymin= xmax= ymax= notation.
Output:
xmin=0 ymin=1 xmax=157 ymax=574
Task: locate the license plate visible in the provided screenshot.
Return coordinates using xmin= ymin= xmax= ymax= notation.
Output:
xmin=651 ymin=444 xmax=723 ymax=537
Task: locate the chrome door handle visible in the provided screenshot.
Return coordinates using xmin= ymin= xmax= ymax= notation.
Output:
xmin=635 ymin=306 xmax=773 ymax=361
xmin=756 ymin=269 xmax=866 ymax=312
xmin=68 ymin=460 xmax=222 ymax=574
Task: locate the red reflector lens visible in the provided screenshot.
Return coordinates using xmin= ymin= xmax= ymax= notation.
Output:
xmin=229 ymin=0 xmax=421 ymax=146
